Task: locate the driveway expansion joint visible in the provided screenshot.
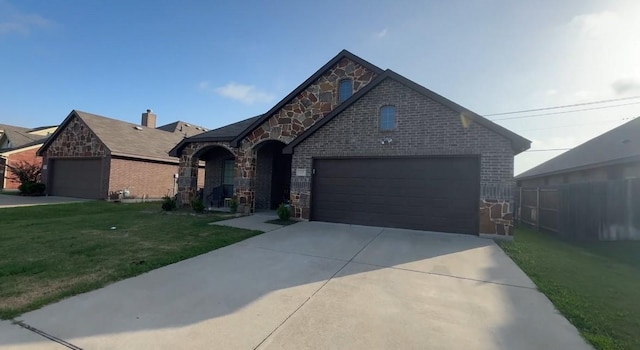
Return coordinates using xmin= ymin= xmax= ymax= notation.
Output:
xmin=252 ymin=226 xmax=385 ymax=350
xmin=11 ymin=319 xmax=82 ymax=350
xmin=350 ymin=261 xmax=538 ymax=290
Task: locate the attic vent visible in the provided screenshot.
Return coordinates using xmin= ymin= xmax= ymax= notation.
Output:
xmin=185 ymin=124 xmax=191 ymax=127
xmin=203 ymin=128 xmax=208 ymax=131
xmin=134 ymin=126 xmax=143 ymax=131
xmin=622 ymin=139 xmax=631 ymax=144
xmin=196 ymin=127 xmax=202 ymax=130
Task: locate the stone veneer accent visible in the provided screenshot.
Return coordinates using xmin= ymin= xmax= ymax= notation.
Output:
xmin=40 ymin=116 xmax=110 ymax=195
xmin=288 ymin=77 xmax=516 ymax=235
xmin=480 ymin=199 xmax=513 ymax=236
xmin=176 ymin=58 xmax=377 ymax=213
xmin=44 ymin=117 xmax=107 ymax=158
xmin=176 ymin=141 xmax=237 ymax=207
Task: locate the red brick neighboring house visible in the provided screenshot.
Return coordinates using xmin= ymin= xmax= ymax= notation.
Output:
xmin=37 ymin=110 xmax=205 ymax=199
xmin=0 ymin=124 xmax=57 ymax=190
xmin=170 ymin=50 xmax=531 ymax=237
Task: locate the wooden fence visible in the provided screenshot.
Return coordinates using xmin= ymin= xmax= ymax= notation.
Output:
xmin=517 ymin=178 xmax=640 ymax=241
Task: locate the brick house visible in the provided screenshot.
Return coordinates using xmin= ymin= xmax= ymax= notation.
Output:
xmin=37 ymin=110 xmax=205 ymax=199
xmin=0 ymin=124 xmax=57 ymax=190
xmin=517 ymin=117 xmax=640 ymax=187
xmin=170 ymin=50 xmax=530 ymax=237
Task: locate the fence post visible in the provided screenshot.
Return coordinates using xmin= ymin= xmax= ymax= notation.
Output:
xmin=536 ymin=187 xmax=540 ymax=231
xmin=518 ymin=186 xmax=522 ymax=223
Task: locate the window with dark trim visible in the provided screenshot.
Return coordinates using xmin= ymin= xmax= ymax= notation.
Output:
xmin=338 ymin=79 xmax=353 ymax=103
xmin=379 ymin=105 xmax=396 ymax=131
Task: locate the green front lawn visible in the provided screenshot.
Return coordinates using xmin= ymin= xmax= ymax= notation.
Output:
xmin=0 ymin=201 xmax=261 ymax=319
xmin=498 ymin=227 xmax=640 ymax=350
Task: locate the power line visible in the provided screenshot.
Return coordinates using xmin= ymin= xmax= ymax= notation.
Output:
xmin=491 ymin=101 xmax=640 ymax=121
xmin=484 ymin=95 xmax=640 ymax=116
xmin=524 ymin=148 xmax=571 ymax=152
xmin=512 ymin=117 xmax=635 ymax=132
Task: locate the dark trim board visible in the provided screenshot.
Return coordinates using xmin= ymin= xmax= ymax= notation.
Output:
xmin=310 ymin=155 xmax=481 ymax=235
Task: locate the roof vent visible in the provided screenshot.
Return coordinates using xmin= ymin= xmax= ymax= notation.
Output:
xmin=622 ymin=139 xmax=631 ymax=144
xmin=185 ymin=123 xmax=191 ymax=127
xmin=134 ymin=126 xmax=143 ymax=131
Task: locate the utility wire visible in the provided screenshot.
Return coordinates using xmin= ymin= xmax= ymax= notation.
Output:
xmin=513 ymin=117 xmax=635 ymax=132
xmin=491 ymin=101 xmax=640 ymax=121
xmin=484 ymin=95 xmax=640 ymax=116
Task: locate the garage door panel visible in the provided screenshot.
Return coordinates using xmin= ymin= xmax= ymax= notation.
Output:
xmin=50 ymin=159 xmax=103 ymax=199
xmin=311 ymin=157 xmax=479 ymax=235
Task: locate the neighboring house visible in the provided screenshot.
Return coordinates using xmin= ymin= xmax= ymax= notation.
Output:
xmin=170 ymin=50 xmax=530 ymax=237
xmin=37 ymin=110 xmax=205 ymax=199
xmin=0 ymin=124 xmax=58 ymax=190
xmin=517 ymin=117 xmax=640 ymax=187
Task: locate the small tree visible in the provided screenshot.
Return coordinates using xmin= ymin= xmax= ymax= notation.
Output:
xmin=7 ymin=160 xmax=45 ymax=195
xmin=7 ymin=160 xmax=41 ymax=184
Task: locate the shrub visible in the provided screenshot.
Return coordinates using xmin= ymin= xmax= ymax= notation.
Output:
xmin=161 ymin=195 xmax=177 ymax=211
xmin=229 ymin=198 xmax=238 ymax=214
xmin=277 ymin=203 xmax=290 ymax=221
xmin=191 ymin=198 xmax=205 ymax=213
xmin=17 ymin=181 xmax=46 ymax=195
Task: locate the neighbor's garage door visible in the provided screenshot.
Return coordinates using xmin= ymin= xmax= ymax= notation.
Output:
xmin=49 ymin=158 xmax=103 ymax=199
xmin=311 ymin=157 xmax=480 ymax=234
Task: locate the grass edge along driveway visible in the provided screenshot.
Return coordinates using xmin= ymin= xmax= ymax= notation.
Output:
xmin=498 ymin=226 xmax=640 ymax=350
xmin=0 ymin=201 xmax=261 ymax=319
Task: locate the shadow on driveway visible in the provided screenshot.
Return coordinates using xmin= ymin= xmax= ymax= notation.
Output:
xmin=0 ymin=221 xmax=591 ymax=350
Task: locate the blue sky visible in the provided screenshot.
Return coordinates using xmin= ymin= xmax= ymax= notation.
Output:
xmin=1 ymin=0 xmax=639 ymax=174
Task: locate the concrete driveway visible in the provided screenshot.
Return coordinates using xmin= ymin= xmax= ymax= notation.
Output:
xmin=0 ymin=194 xmax=89 ymax=208
xmin=0 ymin=220 xmax=591 ymax=350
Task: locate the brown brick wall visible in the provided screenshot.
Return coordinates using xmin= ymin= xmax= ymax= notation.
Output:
xmin=291 ymin=77 xmax=516 ymax=235
xmin=109 ymin=157 xmax=180 ymax=199
xmin=2 ymin=146 xmax=42 ymax=189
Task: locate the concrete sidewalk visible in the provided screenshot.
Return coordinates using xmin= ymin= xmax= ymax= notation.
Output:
xmin=0 ymin=194 xmax=89 ymax=208
xmin=0 ymin=222 xmax=592 ymax=350
xmin=209 ymin=211 xmax=285 ymax=232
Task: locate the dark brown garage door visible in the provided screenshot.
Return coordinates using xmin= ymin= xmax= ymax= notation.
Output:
xmin=311 ymin=157 xmax=480 ymax=234
xmin=49 ymin=158 xmax=104 ymax=199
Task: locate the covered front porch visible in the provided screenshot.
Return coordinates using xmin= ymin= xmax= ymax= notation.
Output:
xmin=175 ymin=139 xmax=291 ymax=213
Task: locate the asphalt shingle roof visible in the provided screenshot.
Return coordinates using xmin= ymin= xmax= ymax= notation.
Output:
xmin=516 ymin=117 xmax=640 ymax=179
xmin=0 ymin=124 xmax=48 ymax=149
xmin=39 ymin=110 xmax=205 ymax=163
xmin=156 ymin=121 xmax=209 ymax=137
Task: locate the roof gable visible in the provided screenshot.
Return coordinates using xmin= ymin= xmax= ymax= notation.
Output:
xmin=516 ymin=117 xmax=640 ymax=179
xmin=283 ymin=70 xmax=531 ymax=154
xmin=38 ymin=110 xmax=204 ymax=163
xmin=230 ymin=50 xmax=383 ymax=147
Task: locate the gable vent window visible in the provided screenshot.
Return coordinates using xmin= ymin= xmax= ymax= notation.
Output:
xmin=338 ymin=79 xmax=353 ymax=103
xmin=379 ymin=105 xmax=396 ymax=131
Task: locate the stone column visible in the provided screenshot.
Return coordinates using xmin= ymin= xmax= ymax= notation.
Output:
xmin=234 ymin=147 xmax=256 ymax=214
xmin=177 ymin=147 xmax=199 ymax=207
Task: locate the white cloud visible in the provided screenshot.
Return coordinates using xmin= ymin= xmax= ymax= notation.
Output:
xmin=374 ymin=28 xmax=388 ymax=39
xmin=198 ymin=81 xmax=209 ymax=90
xmin=0 ymin=2 xmax=54 ymax=36
xmin=612 ymin=78 xmax=640 ymax=95
xmin=212 ymin=82 xmax=275 ymax=105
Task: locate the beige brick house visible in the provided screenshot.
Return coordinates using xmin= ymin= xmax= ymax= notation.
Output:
xmin=38 ymin=110 xmax=205 ymax=199
xmin=170 ymin=50 xmax=530 ymax=237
